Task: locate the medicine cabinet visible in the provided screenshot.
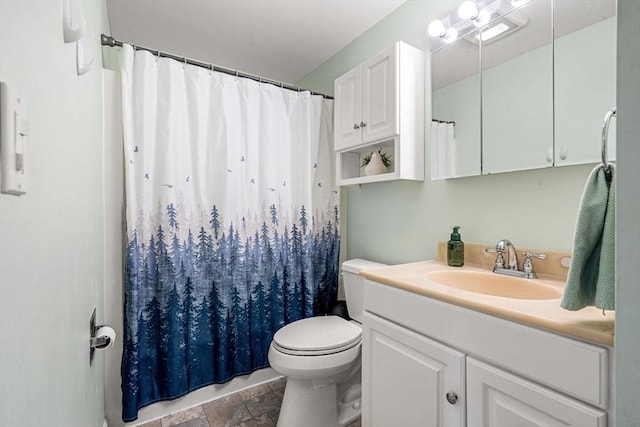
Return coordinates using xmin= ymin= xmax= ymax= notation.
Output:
xmin=430 ymin=0 xmax=616 ymax=178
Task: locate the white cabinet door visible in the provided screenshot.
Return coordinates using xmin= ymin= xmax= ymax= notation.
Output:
xmin=362 ymin=312 xmax=466 ymax=427
xmin=334 ymin=66 xmax=362 ymax=151
xmin=467 ymin=358 xmax=607 ymax=427
xmin=361 ymin=44 xmax=397 ymax=144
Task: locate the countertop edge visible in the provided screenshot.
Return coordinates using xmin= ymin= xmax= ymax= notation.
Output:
xmin=360 ymin=261 xmax=614 ymax=347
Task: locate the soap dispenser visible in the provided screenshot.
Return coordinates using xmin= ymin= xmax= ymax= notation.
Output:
xmin=447 ymin=226 xmax=464 ymax=267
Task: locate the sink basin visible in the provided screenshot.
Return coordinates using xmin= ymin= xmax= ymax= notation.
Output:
xmin=426 ymin=270 xmax=563 ymax=300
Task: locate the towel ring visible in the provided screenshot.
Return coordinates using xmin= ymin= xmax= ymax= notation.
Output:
xmin=601 ymin=107 xmax=616 ymax=171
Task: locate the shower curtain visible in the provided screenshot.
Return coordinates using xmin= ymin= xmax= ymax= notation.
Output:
xmin=119 ymin=45 xmax=340 ymax=422
xmin=431 ymin=121 xmax=456 ymax=179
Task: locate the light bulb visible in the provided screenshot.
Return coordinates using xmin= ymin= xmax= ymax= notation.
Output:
xmin=458 ymin=1 xmax=479 ymax=20
xmin=442 ymin=27 xmax=458 ymax=44
xmin=428 ymin=20 xmax=446 ymax=37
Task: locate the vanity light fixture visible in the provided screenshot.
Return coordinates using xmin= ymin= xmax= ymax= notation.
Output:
xmin=429 ymin=0 xmax=530 ymax=52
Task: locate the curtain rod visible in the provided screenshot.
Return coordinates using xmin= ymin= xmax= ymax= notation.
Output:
xmin=101 ymin=34 xmax=333 ymax=100
xmin=432 ymin=119 xmax=455 ymax=125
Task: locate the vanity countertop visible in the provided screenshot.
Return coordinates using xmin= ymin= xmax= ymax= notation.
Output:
xmin=360 ymin=260 xmax=615 ymax=346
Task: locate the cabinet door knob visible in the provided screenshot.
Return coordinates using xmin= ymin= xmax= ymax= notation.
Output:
xmin=353 ymin=123 xmax=360 ymax=130
xmin=559 ymin=146 xmax=569 ymax=160
xmin=446 ymin=391 xmax=458 ymax=405
xmin=360 ymin=121 xmax=367 ymax=128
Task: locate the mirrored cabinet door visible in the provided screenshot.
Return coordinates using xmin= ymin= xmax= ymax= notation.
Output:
xmin=554 ymin=0 xmax=616 ymax=167
xmin=431 ymin=37 xmax=481 ymax=179
xmin=481 ymin=0 xmax=553 ymax=175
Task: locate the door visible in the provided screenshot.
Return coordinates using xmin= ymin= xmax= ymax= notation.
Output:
xmin=362 ymin=312 xmax=466 ymax=427
xmin=361 ymin=44 xmax=398 ymax=144
xmin=334 ymin=66 xmax=362 ymax=151
xmin=467 ymin=358 xmax=607 ymax=427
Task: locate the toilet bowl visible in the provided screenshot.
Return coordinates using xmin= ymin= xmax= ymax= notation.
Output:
xmin=268 ymin=259 xmax=387 ymax=427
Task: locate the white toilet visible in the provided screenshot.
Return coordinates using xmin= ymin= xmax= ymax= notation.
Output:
xmin=268 ymin=259 xmax=387 ymax=427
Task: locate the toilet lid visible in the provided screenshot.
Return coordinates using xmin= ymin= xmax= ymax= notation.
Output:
xmin=273 ymin=316 xmax=361 ymax=356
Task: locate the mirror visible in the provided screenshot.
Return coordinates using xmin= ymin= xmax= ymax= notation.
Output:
xmin=430 ymin=0 xmax=617 ymax=179
xmin=431 ymin=37 xmax=480 ymax=179
xmin=554 ymin=0 xmax=616 ymax=166
xmin=481 ymin=0 xmax=553 ymax=174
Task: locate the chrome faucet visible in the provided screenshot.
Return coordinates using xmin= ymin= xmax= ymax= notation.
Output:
xmin=486 ymin=240 xmax=547 ymax=279
xmin=497 ymin=239 xmax=518 ymax=270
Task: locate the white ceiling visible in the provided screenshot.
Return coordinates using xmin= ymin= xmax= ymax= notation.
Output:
xmin=106 ymin=0 xmax=406 ymax=85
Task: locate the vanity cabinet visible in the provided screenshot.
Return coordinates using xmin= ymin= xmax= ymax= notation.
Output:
xmin=362 ymin=312 xmax=466 ymax=427
xmin=362 ymin=279 xmax=612 ymax=427
xmin=334 ymin=41 xmax=424 ymax=185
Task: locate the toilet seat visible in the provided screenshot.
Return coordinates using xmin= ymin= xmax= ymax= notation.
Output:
xmin=272 ymin=316 xmax=362 ymax=356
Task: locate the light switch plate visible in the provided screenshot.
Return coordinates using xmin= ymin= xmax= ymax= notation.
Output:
xmin=0 ymin=82 xmax=28 ymax=195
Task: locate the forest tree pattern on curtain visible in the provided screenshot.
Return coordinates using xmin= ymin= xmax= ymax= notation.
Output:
xmin=119 ymin=44 xmax=339 ymax=421
xmin=122 ymin=202 xmax=339 ymax=421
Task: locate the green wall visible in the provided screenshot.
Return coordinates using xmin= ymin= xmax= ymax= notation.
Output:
xmin=0 ymin=1 xmax=109 ymax=425
xmin=299 ymin=0 xmax=595 ymax=264
xmin=303 ymin=1 xmax=640 ymax=424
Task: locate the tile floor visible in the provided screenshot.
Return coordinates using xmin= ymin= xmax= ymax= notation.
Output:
xmin=137 ymin=377 xmax=362 ymax=427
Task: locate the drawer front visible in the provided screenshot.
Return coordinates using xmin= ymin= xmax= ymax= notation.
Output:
xmin=364 ymin=279 xmax=609 ymax=408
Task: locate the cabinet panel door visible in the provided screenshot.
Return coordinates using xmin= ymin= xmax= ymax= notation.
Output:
xmin=361 ymin=44 xmax=397 ymax=143
xmin=334 ymin=66 xmax=362 ymax=151
xmin=467 ymin=358 xmax=606 ymax=427
xmin=362 ymin=312 xmax=465 ymax=427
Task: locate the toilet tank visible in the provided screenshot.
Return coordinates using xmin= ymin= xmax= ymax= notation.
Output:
xmin=342 ymin=259 xmax=388 ymax=324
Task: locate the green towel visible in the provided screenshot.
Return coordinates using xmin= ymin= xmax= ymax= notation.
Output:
xmin=561 ymin=164 xmax=615 ymax=311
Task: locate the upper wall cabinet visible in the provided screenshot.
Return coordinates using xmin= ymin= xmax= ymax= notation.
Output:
xmin=430 ymin=0 xmax=616 ymax=178
xmin=335 ymin=47 xmax=397 ymax=151
xmin=334 ymin=41 xmax=424 ymax=186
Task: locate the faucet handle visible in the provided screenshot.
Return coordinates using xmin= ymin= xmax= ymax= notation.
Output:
xmin=522 ymin=252 xmax=548 ymax=275
xmin=485 ymin=246 xmax=504 ymax=269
